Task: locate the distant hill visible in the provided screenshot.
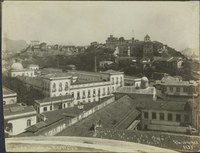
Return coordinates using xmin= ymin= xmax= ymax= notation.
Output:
xmin=180 ymin=48 xmax=199 ymax=59
xmin=2 ymin=37 xmax=28 ymax=52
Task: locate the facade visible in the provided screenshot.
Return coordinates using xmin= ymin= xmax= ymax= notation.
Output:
xmin=10 ymin=62 xmax=36 ymax=77
xmin=155 ymin=79 xmax=199 ymax=97
xmin=34 ymin=95 xmax=73 ymax=114
xmin=139 ymin=100 xmax=193 ymax=134
xmin=40 ymin=70 xmax=124 ymax=105
xmin=27 ymin=64 xmax=39 ymax=70
xmin=4 ymin=103 xmax=37 ymax=136
xmin=3 ymin=87 xmax=17 ymax=105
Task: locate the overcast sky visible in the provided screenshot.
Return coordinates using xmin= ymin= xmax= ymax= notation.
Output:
xmin=2 ymin=1 xmax=199 ymax=51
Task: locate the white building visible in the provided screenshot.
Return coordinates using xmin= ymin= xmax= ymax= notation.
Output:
xmin=3 ymin=87 xmax=17 ymax=105
xmin=4 ymin=103 xmax=37 ymax=136
xmin=27 ymin=64 xmax=39 ymax=70
xmin=10 ymin=62 xmax=36 ymax=77
xmin=40 ymin=70 xmax=124 ymax=104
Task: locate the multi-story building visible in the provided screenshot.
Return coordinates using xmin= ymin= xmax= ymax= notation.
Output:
xmin=3 ymin=87 xmax=17 ymax=105
xmin=40 ymin=70 xmax=124 ymax=105
xmin=155 ymin=79 xmax=199 ymax=98
xmin=138 ymin=100 xmax=194 ymax=133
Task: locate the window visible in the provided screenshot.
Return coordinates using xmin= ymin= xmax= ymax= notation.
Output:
xmin=50 ymin=106 xmax=52 ymax=110
xmin=63 ymin=104 xmax=65 ymax=108
xmin=82 ymin=90 xmax=86 ymax=99
xmin=13 ymin=73 xmax=15 ymax=77
xmin=59 ymin=83 xmax=63 ymax=91
xmin=176 ymin=87 xmax=180 ymax=92
xmin=170 ymin=87 xmax=173 ymax=92
xmin=160 ymin=113 xmax=164 ymax=120
xmin=98 ymin=88 xmax=101 ymax=96
xmin=144 ymin=112 xmax=148 ymax=119
xmin=112 ymin=87 xmax=114 ymax=92
xmin=107 ymin=87 xmax=110 ymax=95
xmin=116 ymin=77 xmax=119 ymax=84
xmin=43 ymin=107 xmax=47 ymax=112
xmin=88 ymin=90 xmax=91 ymax=98
xmin=176 ymin=114 xmax=181 ymax=122
xmin=168 ymin=113 xmax=173 ymax=121
xmin=152 ymin=112 xmax=156 ymax=119
xmin=93 ymin=89 xmax=96 ymax=97
xmin=112 ymin=78 xmax=114 ymax=85
xmin=27 ymin=119 xmax=31 ymax=127
xmin=77 ymin=92 xmax=80 ymax=99
xmin=65 ymin=82 xmax=68 ymax=91
xmin=52 ymin=83 xmax=56 ymax=92
xmin=71 ymin=92 xmax=74 ymax=98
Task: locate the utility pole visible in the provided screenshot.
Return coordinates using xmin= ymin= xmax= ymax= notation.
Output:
xmin=94 ymin=48 xmax=97 ymax=73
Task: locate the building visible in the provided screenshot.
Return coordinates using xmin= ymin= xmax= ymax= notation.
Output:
xmin=3 ymin=87 xmax=17 ymax=105
xmin=143 ymin=35 xmax=153 ymax=58
xmin=40 ymin=70 xmax=124 ymax=105
xmin=106 ymin=35 xmax=118 ymax=49
xmin=10 ymin=62 xmax=36 ymax=77
xmin=30 ymin=40 xmax=40 ymax=47
xmin=27 ymin=64 xmax=39 ymax=70
xmin=34 ymin=95 xmax=73 ymax=114
xmin=155 ymin=79 xmax=199 ymax=98
xmin=138 ymin=100 xmax=196 ymax=134
xmin=99 ymin=61 xmax=114 ymax=69
xmin=4 ymin=103 xmax=37 ymax=136
xmin=40 ymin=42 xmax=47 ymax=51
xmin=124 ymin=75 xmax=141 ymax=86
xmin=116 ymin=77 xmax=156 ymax=100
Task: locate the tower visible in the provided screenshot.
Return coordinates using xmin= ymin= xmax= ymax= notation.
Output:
xmin=143 ymin=35 xmax=153 ymax=58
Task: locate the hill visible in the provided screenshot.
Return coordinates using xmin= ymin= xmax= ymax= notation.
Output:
xmin=2 ymin=37 xmax=28 ymax=52
xmin=180 ymin=48 xmax=199 ymax=59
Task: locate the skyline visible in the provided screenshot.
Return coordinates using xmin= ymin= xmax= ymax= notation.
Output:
xmin=2 ymin=1 xmax=199 ymax=51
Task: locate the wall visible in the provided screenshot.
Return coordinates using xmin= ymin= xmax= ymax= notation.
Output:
xmin=11 ymin=70 xmax=35 ymax=77
xmin=8 ymin=115 xmax=37 ymax=135
xmin=95 ymin=128 xmax=200 ymax=152
xmin=3 ymin=96 xmax=17 ymax=105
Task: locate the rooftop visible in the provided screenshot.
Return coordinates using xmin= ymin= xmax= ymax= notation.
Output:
xmin=57 ymin=95 xmax=140 ymax=137
xmin=116 ymin=86 xmax=156 ymax=95
xmin=3 ymin=87 xmax=17 ymax=96
xmin=42 ymin=73 xmax=72 ymax=80
xmin=155 ymin=80 xmax=197 ymax=86
xmin=35 ymin=94 xmax=73 ymax=104
xmin=72 ymin=78 xmax=106 ymax=85
xmin=4 ymin=103 xmax=36 ymax=118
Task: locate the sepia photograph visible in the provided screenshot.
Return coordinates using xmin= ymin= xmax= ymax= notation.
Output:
xmin=1 ymin=1 xmax=200 ymax=152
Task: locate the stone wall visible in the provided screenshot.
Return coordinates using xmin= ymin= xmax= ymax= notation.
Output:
xmin=95 ymin=128 xmax=200 ymax=152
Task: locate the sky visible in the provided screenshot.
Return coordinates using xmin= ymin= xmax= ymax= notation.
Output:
xmin=2 ymin=1 xmax=199 ymax=51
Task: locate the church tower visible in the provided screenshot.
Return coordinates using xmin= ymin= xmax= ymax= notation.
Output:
xmin=143 ymin=35 xmax=153 ymax=58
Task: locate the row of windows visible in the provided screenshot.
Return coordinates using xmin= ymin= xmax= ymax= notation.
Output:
xmin=52 ymin=82 xmax=69 ymax=92
xmin=143 ymin=111 xmax=190 ymax=122
xmin=42 ymin=103 xmax=71 ymax=112
xmin=111 ymin=77 xmax=123 ymax=85
xmin=12 ymin=72 xmax=34 ymax=77
xmin=164 ymin=86 xmax=192 ymax=93
xmin=72 ymin=87 xmax=112 ymax=100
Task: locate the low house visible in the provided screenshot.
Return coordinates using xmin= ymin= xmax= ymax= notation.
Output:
xmin=3 ymin=87 xmax=17 ymax=105
xmin=4 ymin=103 xmax=37 ymax=136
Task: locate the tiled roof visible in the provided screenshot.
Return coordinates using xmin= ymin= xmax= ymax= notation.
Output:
xmin=3 ymin=87 xmax=16 ymax=96
xmin=35 ymin=95 xmax=73 ymax=104
xmin=136 ymin=100 xmax=189 ymax=112
xmin=4 ymin=103 xmax=36 ymax=117
xmin=57 ymin=95 xmax=140 ymax=137
xmin=101 ymin=69 xmax=124 ymax=74
xmin=42 ymin=73 xmax=72 ymax=79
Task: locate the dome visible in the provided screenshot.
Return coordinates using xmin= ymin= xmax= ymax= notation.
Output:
xmin=11 ymin=63 xmax=23 ymax=70
xmin=141 ymin=77 xmax=149 ymax=82
xmin=140 ymin=77 xmax=149 ymax=89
